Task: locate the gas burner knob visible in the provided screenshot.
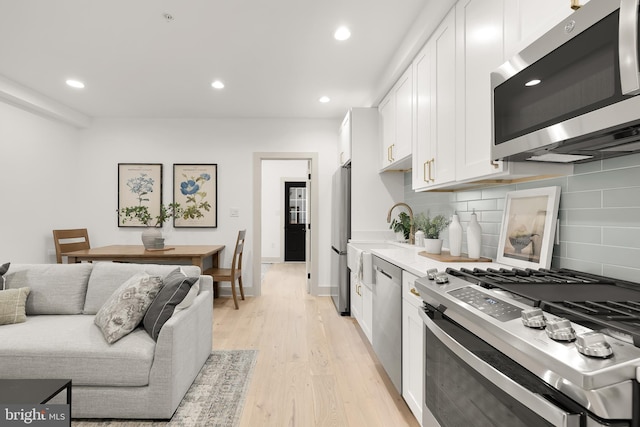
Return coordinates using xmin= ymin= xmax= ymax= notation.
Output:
xmin=521 ymin=308 xmax=546 ymax=328
xmin=545 ymin=318 xmax=577 ymax=342
xmin=575 ymin=332 xmax=613 ymax=358
xmin=426 ymin=268 xmax=438 ymax=280
xmin=435 ymin=272 xmax=449 ymax=284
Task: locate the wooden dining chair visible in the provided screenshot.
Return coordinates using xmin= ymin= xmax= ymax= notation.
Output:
xmin=53 ymin=228 xmax=91 ymax=263
xmin=205 ymin=230 xmax=246 ymax=309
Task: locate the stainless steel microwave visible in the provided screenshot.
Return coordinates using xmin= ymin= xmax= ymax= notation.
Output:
xmin=491 ymin=0 xmax=640 ymax=164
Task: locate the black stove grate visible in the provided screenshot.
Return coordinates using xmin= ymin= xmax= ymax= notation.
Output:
xmin=446 ymin=267 xmax=640 ymax=346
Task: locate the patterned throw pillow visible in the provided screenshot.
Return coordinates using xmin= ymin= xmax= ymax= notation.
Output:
xmin=94 ymin=273 xmax=163 ymax=344
xmin=143 ymin=268 xmax=198 ymax=341
xmin=0 ymin=262 xmax=10 ymax=290
xmin=0 ymin=287 xmax=30 ymax=325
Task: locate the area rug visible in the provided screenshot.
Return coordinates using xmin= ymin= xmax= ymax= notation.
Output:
xmin=73 ymin=350 xmax=258 ymax=427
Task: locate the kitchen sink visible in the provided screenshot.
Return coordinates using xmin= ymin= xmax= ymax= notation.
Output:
xmin=347 ymin=241 xmax=405 ymax=282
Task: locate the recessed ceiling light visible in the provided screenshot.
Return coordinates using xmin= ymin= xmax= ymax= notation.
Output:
xmin=211 ymin=80 xmax=225 ymax=89
xmin=334 ymin=26 xmax=351 ymax=41
xmin=66 ymin=79 xmax=85 ymax=89
xmin=525 ymin=79 xmax=541 ymax=87
xmin=319 ymin=96 xmax=331 ymax=103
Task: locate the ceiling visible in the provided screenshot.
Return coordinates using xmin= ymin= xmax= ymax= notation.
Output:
xmin=0 ymin=0 xmax=430 ymax=120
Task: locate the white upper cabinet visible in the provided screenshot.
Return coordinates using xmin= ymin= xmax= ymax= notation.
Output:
xmin=455 ymin=0 xmax=506 ymax=182
xmin=338 ymin=111 xmax=352 ymax=166
xmin=412 ymin=8 xmax=456 ymax=190
xmin=380 ymin=66 xmax=413 ymax=171
xmin=504 ymin=0 xmax=591 ymax=59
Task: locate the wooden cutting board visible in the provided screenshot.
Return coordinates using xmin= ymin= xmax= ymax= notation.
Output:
xmin=418 ymin=250 xmax=492 ymax=263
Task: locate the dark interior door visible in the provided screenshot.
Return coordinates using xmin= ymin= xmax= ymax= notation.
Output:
xmin=284 ymin=181 xmax=306 ymax=262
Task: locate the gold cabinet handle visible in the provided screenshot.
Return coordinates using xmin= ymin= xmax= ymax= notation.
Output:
xmin=340 ymin=152 xmax=344 ymax=164
xmin=490 ymin=160 xmax=500 ymax=169
xmin=387 ymin=144 xmax=395 ymax=162
xmin=428 ymin=158 xmax=435 ymax=182
xmin=410 ymin=288 xmax=421 ymax=297
xmin=423 ymin=161 xmax=429 ymax=182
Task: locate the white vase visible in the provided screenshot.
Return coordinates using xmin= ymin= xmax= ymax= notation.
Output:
xmin=414 ymin=230 xmax=425 ymax=246
xmin=449 ymin=214 xmax=463 ymax=257
xmin=467 ymin=212 xmax=482 ymax=259
xmin=141 ymin=227 xmax=163 ymax=249
xmin=424 ymin=238 xmax=443 ymax=254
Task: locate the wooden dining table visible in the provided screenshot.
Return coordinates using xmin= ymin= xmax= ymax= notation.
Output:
xmin=62 ymin=245 xmax=225 ymax=271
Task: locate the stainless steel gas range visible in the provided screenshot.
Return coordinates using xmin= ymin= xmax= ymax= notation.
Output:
xmin=414 ymin=266 xmax=640 ymax=427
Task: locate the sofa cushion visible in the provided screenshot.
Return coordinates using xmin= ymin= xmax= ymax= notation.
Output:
xmin=5 ymin=263 xmax=92 ymax=315
xmin=95 ymin=273 xmax=163 ymax=344
xmin=0 ymin=287 xmax=30 ymax=325
xmin=84 ymin=262 xmax=201 ymax=314
xmin=143 ymin=268 xmax=198 ymax=340
xmin=0 ymin=315 xmax=155 ymax=386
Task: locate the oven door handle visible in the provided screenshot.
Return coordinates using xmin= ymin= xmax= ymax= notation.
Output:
xmin=420 ymin=310 xmax=582 ymax=427
xmin=620 ymin=0 xmax=640 ymax=95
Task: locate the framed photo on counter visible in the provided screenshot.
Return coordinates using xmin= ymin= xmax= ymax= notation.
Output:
xmin=496 ymin=186 xmax=561 ymax=269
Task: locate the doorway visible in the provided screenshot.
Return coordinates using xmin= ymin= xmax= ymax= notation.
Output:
xmin=253 ymin=153 xmax=318 ymax=297
xmin=284 ymin=181 xmax=307 ymax=262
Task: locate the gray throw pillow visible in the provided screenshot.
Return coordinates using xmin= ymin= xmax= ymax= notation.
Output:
xmin=143 ymin=268 xmax=198 ymax=341
xmin=0 ymin=287 xmax=30 ymax=325
xmin=94 ymin=273 xmax=163 ymax=344
xmin=0 ymin=262 xmax=9 ymax=290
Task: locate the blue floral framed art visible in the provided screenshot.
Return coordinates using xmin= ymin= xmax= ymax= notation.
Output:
xmin=118 ymin=163 xmax=163 ymax=227
xmin=173 ymin=164 xmax=217 ymax=228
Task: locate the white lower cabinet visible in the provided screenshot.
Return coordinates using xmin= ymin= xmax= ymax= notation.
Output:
xmin=350 ymin=271 xmax=362 ymax=324
xmin=402 ymin=271 xmax=423 ymax=425
xmin=361 ymin=281 xmax=373 ymax=343
xmin=350 ymin=271 xmax=372 ymax=344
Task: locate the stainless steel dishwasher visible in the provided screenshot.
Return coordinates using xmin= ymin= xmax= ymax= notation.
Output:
xmin=372 ymin=255 xmax=402 ymax=393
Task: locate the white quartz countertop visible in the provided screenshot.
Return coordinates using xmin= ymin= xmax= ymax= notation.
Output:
xmin=348 ymin=240 xmax=507 ymax=278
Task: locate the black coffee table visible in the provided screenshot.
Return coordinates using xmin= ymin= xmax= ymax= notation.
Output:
xmin=0 ymin=379 xmax=71 ymax=406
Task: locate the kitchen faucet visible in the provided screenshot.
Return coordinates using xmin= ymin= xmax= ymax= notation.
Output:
xmin=386 ymin=202 xmax=415 ymax=245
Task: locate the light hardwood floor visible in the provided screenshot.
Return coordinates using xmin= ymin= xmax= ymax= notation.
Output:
xmin=213 ymin=262 xmax=420 ymax=427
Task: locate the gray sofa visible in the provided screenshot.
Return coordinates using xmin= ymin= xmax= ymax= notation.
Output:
xmin=0 ymin=262 xmax=213 ymax=419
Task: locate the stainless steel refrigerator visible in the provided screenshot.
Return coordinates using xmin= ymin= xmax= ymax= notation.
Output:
xmin=330 ymin=164 xmax=350 ymax=315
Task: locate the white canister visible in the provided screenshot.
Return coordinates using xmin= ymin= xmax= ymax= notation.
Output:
xmin=415 ymin=230 xmax=425 ymax=247
xmin=449 ymin=214 xmax=462 ymax=257
xmin=467 ymin=211 xmax=482 ymax=259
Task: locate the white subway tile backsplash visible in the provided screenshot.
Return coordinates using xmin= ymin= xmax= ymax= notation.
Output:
xmin=561 ymin=191 xmax=601 ymax=209
xmin=568 ymin=208 xmax=640 ymax=227
xmin=603 ymin=227 xmax=640 ymax=248
xmin=603 ymin=188 xmax=640 ymax=207
xmin=560 ymin=225 xmax=601 ymax=244
xmin=404 ymin=154 xmax=640 ymax=282
xmin=603 ymin=152 xmax=640 ymax=170
xmin=568 ymin=167 xmax=640 ymax=192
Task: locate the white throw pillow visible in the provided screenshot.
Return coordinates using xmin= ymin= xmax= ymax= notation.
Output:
xmin=174 ymin=267 xmax=200 ymax=311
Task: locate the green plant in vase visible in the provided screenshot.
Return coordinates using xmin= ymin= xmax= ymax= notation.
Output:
xmin=389 ymin=212 xmax=412 ymax=241
xmin=119 ymin=203 xmax=185 ymax=249
xmin=414 ymin=212 xmax=451 ymax=254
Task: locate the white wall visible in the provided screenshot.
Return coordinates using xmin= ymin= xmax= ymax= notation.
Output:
xmin=76 ymin=118 xmax=337 ymax=295
xmin=0 ymin=108 xmax=338 ymax=296
xmin=0 ymin=102 xmax=82 ymax=262
xmin=261 ymin=159 xmax=308 ymax=261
